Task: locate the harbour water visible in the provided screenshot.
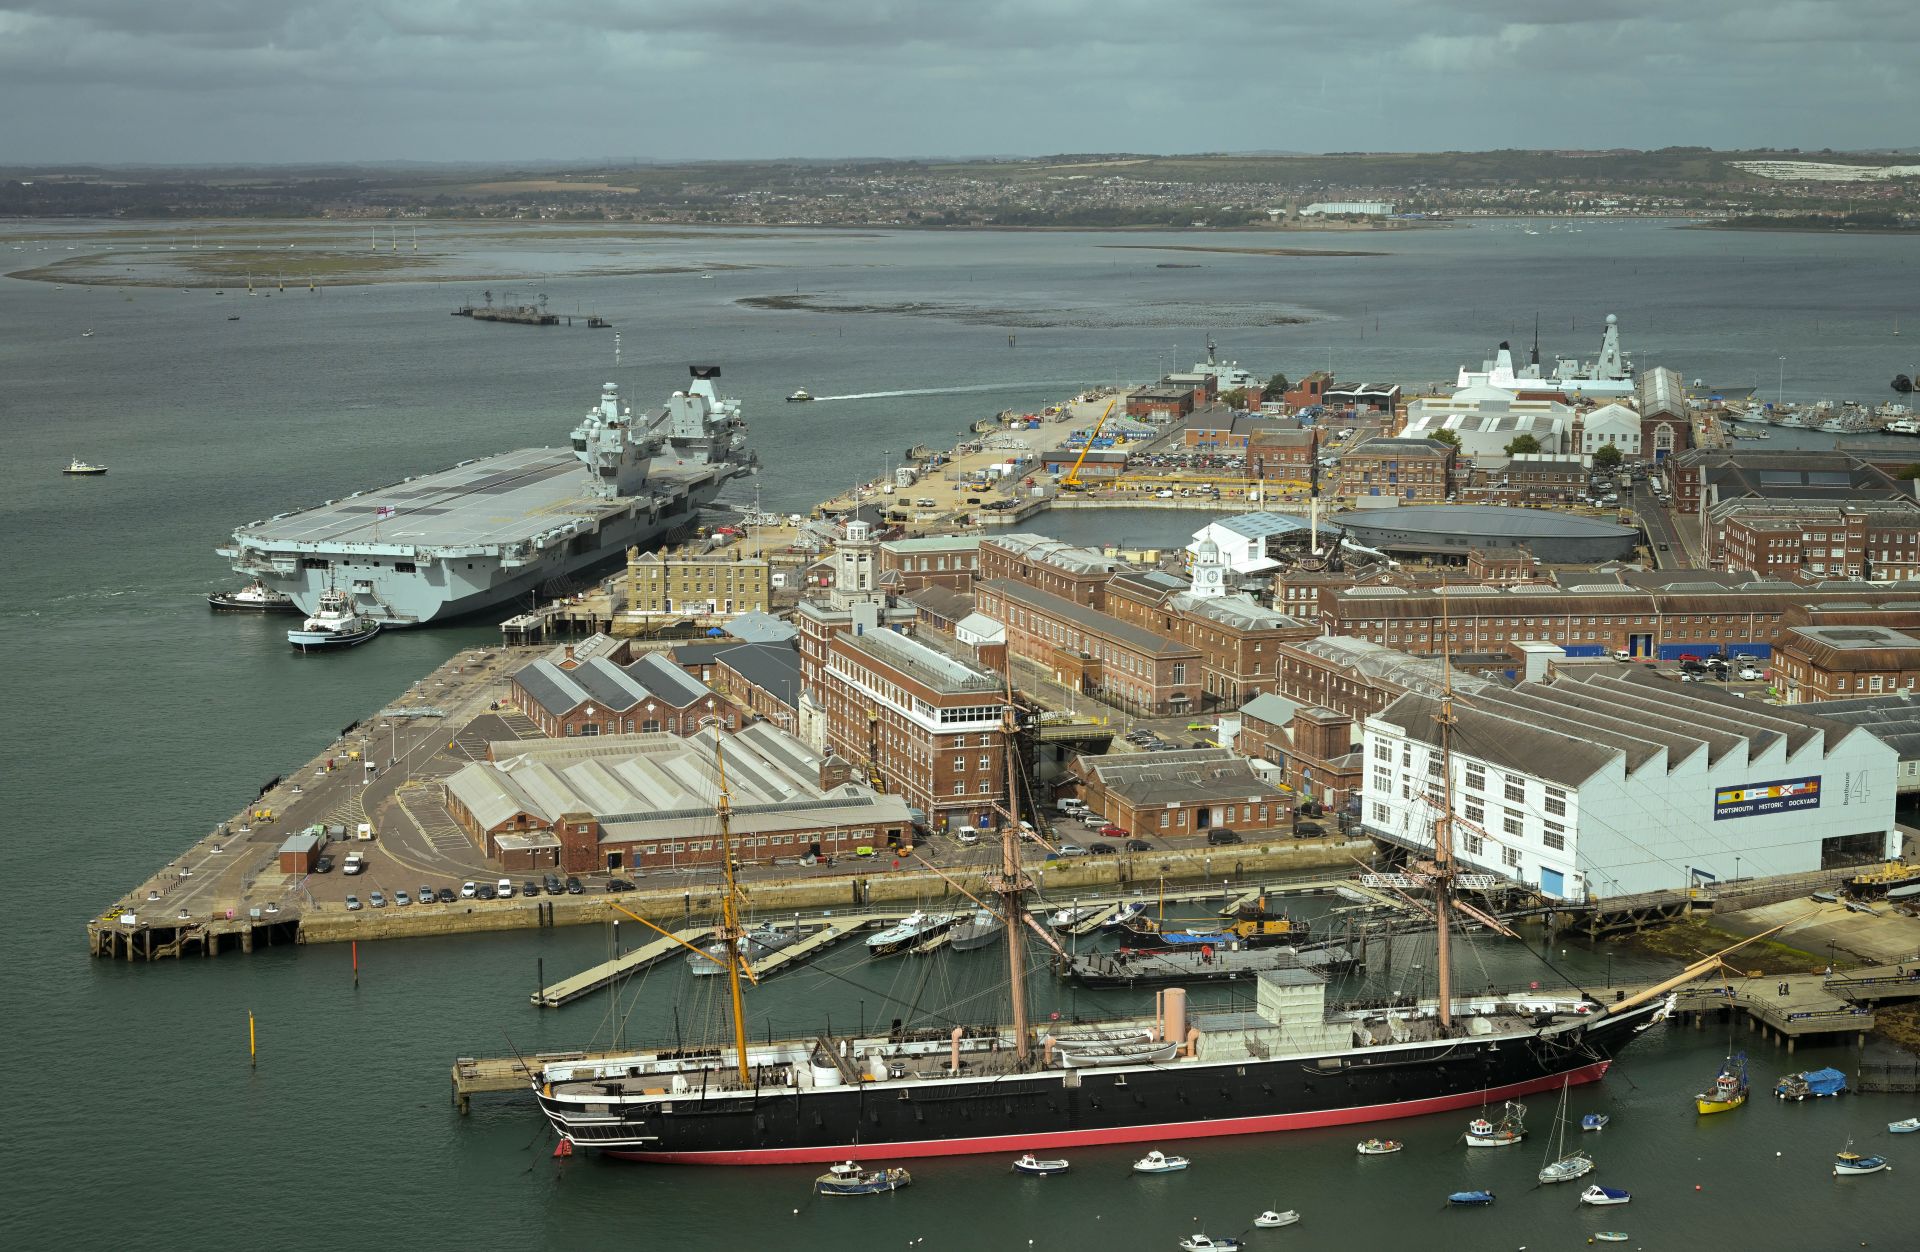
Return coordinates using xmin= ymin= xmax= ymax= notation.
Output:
xmin=4 ymin=220 xmax=1918 ymax=1249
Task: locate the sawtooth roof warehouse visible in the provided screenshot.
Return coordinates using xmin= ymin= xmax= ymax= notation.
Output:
xmin=1358 ymin=669 xmax=1897 ymax=901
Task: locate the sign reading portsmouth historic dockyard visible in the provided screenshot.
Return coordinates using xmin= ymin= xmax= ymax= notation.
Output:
xmin=1713 ymin=776 xmax=1821 ymax=820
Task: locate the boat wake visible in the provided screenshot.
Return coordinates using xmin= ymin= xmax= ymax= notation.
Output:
xmin=807 ymin=382 xmax=1085 ymax=402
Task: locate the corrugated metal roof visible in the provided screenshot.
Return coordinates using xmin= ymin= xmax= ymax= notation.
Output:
xmin=625 ymin=651 xmax=715 ymax=708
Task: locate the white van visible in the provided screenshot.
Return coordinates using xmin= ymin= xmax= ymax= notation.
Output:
xmin=955 ymin=826 xmax=980 ymax=846
xmin=342 ymin=854 xmax=365 ymax=876
xmin=356 ymin=822 xmax=374 ymax=841
xmin=497 ymin=878 xmax=516 ymax=899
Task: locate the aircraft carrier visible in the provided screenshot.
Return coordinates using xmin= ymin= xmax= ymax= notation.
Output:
xmin=219 ymin=366 xmax=753 ymax=627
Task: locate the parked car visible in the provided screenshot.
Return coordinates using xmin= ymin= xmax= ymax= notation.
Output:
xmin=1296 ymin=821 xmax=1324 ymax=837
xmin=497 ymin=878 xmax=516 ymax=899
xmin=605 ymin=878 xmax=635 ymax=893
xmin=460 ymin=881 xmax=478 ymax=898
xmin=565 ymin=876 xmax=584 ymax=895
xmin=436 ymin=888 xmax=457 ymax=904
xmin=1206 ymin=828 xmax=1243 ymax=845
xmin=420 ymin=884 xmax=435 ymax=904
xmin=955 ymin=827 xmax=980 ymax=845
xmin=369 ymin=891 xmax=387 ymax=908
xmin=393 ymin=890 xmax=411 ymax=907
xmin=1056 ymin=844 xmax=1087 ymax=857
xmin=314 ymin=855 xmax=335 ymax=873
xmin=1124 ymin=839 xmax=1153 ymax=853
xmin=345 ymin=895 xmax=361 ymax=911
xmin=543 ymin=874 xmax=564 ymax=896
xmin=524 ymin=880 xmax=540 ymax=898
xmin=1738 ymin=666 xmax=1763 ymax=681
xmin=476 ymin=884 xmax=496 ymax=900
xmin=1088 ymin=843 xmax=1117 ymax=855
xmin=1099 ymin=824 xmax=1128 ymax=839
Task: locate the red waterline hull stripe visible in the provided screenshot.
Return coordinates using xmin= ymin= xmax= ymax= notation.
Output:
xmin=603 ymin=1059 xmax=1612 ymax=1165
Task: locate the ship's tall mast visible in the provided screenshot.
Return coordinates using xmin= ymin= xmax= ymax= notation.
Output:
xmin=1433 ymin=588 xmax=1458 ymax=1034
xmin=712 ymin=739 xmax=752 ymax=1084
xmin=998 ymin=672 xmax=1031 ymax=1063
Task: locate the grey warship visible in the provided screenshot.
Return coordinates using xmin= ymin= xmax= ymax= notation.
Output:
xmin=220 ymin=366 xmax=752 ymax=627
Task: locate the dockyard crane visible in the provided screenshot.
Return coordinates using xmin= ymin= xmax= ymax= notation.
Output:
xmin=1058 ymin=399 xmax=1119 ymax=492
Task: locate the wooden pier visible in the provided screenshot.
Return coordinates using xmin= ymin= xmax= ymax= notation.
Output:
xmin=1664 ymin=963 xmax=1920 ymax=1051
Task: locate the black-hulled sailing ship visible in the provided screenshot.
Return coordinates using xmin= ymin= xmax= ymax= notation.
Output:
xmin=533 ymin=639 xmax=1733 ymax=1166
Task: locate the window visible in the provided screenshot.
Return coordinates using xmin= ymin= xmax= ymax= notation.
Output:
xmin=978 ymin=755 xmax=991 ymax=769
xmin=1160 ymin=811 xmax=1171 ymax=828
xmin=952 ymin=781 xmax=965 ymax=796
xmin=1543 ymin=823 xmax=1566 ymax=851
xmin=978 ymin=780 xmax=992 ymax=793
xmin=1465 ymin=764 xmax=1485 ymax=792
xmin=1371 ymin=802 xmax=1389 ymax=823
xmin=1502 ymin=846 xmax=1520 ymax=868
xmin=1372 ymin=768 xmax=1391 ymax=793
xmin=1503 ymin=776 xmax=1524 ymax=803
xmin=1464 ymin=801 xmax=1484 ymax=824
xmin=1464 ymin=833 xmax=1484 ymax=855
xmin=1503 ymin=812 xmax=1522 ymax=837
xmin=1374 ymin=742 xmax=1391 ymax=763
xmin=1544 ymin=787 xmax=1567 ymax=817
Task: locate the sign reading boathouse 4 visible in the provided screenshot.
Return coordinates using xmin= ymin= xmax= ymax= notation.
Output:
xmin=1714 ymin=776 xmax=1820 ymax=821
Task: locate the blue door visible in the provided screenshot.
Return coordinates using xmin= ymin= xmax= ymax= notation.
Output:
xmin=1541 ymin=868 xmax=1566 ymax=897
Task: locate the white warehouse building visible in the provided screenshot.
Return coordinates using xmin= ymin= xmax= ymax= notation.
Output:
xmin=1360 ymin=669 xmax=1897 ymax=901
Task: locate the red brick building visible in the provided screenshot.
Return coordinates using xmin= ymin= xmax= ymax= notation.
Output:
xmin=877 ymin=535 xmax=983 ymax=591
xmin=1235 ymin=696 xmax=1364 ymax=813
xmin=1283 ymin=371 xmax=1332 ymax=410
xmin=1335 ymin=437 xmax=1455 ymax=503
xmin=1102 ymin=569 xmax=1317 ymax=708
xmin=978 ymin=534 xmax=1123 ymax=609
xmin=1069 ymin=748 xmax=1291 ymax=839
xmin=975 ymin=579 xmax=1201 ymax=716
xmin=1773 ymin=624 xmax=1920 ymax=703
xmin=510 ymin=653 xmax=735 ymax=738
xmin=1127 ymin=384 xmax=1198 ymax=420
xmin=1246 ymin=427 xmax=1318 ymax=484
xmin=1712 ymin=499 xmax=1920 ymax=582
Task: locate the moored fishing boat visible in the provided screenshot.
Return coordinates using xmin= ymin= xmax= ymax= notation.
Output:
xmin=61 ymin=457 xmax=108 ymax=476
xmin=1696 ymin=1052 xmax=1749 ymax=1114
xmin=1774 ymin=1067 xmax=1848 ymax=1100
xmin=1833 ymin=1140 xmax=1890 ymax=1176
xmin=1177 ymin=1236 xmax=1238 ymax=1252
xmin=1356 ymin=1138 xmax=1402 ymax=1155
xmin=1133 ymin=1149 xmax=1188 ymax=1174
xmin=1252 ymin=1210 xmax=1299 ymax=1228
xmin=815 ymin=1160 xmax=911 ymax=1195
xmin=1580 ymin=1185 xmax=1631 ymax=1206
xmin=1464 ymin=1101 xmax=1526 ymax=1147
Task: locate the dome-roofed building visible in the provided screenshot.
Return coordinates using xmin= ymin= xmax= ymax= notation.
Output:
xmin=1334 ymin=504 xmax=1637 ymax=564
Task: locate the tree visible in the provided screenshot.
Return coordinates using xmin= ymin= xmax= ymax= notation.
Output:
xmin=1220 ymin=388 xmax=1250 ymax=410
xmin=1591 ymin=443 xmax=1624 ymax=470
xmin=1897 ymin=464 xmax=1920 ymax=481
xmin=1427 ymin=428 xmax=1462 ymax=449
xmin=1262 ymin=373 xmax=1291 ymax=400
xmin=1505 ymin=433 xmax=1542 ymax=456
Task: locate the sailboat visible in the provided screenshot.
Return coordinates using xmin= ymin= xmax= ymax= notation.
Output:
xmin=1537 ymin=1080 xmax=1595 ymax=1183
xmin=524 ymin=604 xmax=1774 ymax=1166
xmin=1696 ymin=1051 xmax=1750 ymax=1115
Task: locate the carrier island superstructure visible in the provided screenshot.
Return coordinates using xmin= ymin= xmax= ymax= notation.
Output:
xmin=219 ymin=366 xmax=752 ymax=627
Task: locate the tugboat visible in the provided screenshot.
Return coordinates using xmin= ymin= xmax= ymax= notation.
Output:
xmin=814 ymin=1160 xmax=911 ymax=1195
xmin=786 ymin=388 xmax=814 ymax=403
xmin=286 ymin=587 xmax=381 ymax=652
xmin=1695 ymin=1052 xmax=1749 ymax=1115
xmin=207 ymin=579 xmax=301 ymax=613
xmin=61 ymin=458 xmax=108 ymax=476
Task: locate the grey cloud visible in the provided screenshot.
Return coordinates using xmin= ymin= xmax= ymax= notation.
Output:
xmin=0 ymin=0 xmax=1913 ymax=162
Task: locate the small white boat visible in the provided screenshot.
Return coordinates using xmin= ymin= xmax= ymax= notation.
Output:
xmin=1581 ymin=1185 xmax=1631 ymax=1206
xmin=1581 ymin=1113 xmax=1610 ymax=1131
xmin=1133 ymin=1149 xmax=1189 ymax=1173
xmin=1253 ymin=1210 xmax=1299 ymax=1228
xmin=1890 ymin=1117 xmax=1920 ymax=1134
xmin=1059 ymin=1038 xmax=1179 ymax=1069
xmin=1356 ymin=1139 xmax=1402 ymax=1155
xmin=1833 ymin=1140 xmax=1891 ymax=1176
xmin=1049 ymin=904 xmax=1103 ymax=930
xmin=1178 ymin=1235 xmax=1239 ymax=1252
xmin=61 ymin=457 xmax=108 ymax=476
xmin=786 ymin=389 xmax=814 ymax=403
xmin=1593 ymin=1234 xmax=1629 ymax=1243
xmin=1011 ymin=1153 xmax=1069 ymax=1176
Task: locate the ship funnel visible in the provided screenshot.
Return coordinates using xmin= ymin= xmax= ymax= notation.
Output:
xmin=1161 ymin=987 xmax=1188 ymax=1047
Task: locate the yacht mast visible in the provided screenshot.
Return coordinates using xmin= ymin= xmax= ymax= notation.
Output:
xmin=1433 ymin=587 xmax=1458 ymax=1034
xmin=998 ymin=674 xmax=1031 ymax=1063
xmin=712 ymin=739 xmax=752 ymax=1084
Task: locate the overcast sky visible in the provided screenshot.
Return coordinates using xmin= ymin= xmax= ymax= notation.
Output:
xmin=2 ymin=0 xmax=1913 ymax=164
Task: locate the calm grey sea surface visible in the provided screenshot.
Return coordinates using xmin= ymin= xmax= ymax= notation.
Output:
xmin=3 ymin=220 xmax=1917 ymax=1250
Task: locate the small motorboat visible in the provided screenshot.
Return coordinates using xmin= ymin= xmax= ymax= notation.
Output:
xmin=62 ymin=457 xmax=108 ymax=476
xmin=1889 ymin=1117 xmax=1920 ymax=1134
xmin=786 ymin=388 xmax=814 ymax=403
xmin=1049 ymin=904 xmax=1102 ymax=931
xmin=1695 ymin=1052 xmax=1749 ymax=1115
xmin=1774 ymin=1067 xmax=1848 ymax=1100
xmin=1011 ymin=1153 xmax=1069 ymax=1176
xmin=1833 ymin=1141 xmax=1891 ymax=1177
xmin=1101 ymin=901 xmax=1148 ymax=929
xmin=207 ymin=579 xmax=300 ymax=613
xmin=1580 ymin=1185 xmax=1632 ymax=1207
xmin=1178 ymin=1236 xmax=1238 ymax=1252
xmin=1356 ymin=1138 xmax=1403 ymax=1155
xmin=1446 ymin=1190 xmax=1495 ymax=1206
xmin=1133 ymin=1150 xmax=1189 ymax=1174
xmin=814 ymin=1160 xmax=912 ymax=1195
xmin=1253 ymin=1210 xmax=1299 ymax=1228
xmin=1580 ymin=1113 xmax=1610 ymax=1132
xmin=1593 ymin=1233 xmax=1630 ymax=1243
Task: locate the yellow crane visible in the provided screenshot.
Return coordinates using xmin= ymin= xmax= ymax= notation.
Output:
xmin=1058 ymin=398 xmax=1119 ymax=492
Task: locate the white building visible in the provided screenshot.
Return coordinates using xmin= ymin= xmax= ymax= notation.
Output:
xmin=1580 ymin=403 xmax=1642 ymax=457
xmin=1359 ymin=669 xmax=1897 ymax=901
xmin=1189 ymin=512 xmax=1323 ymax=576
xmin=1401 ymin=387 xmax=1572 ymax=462
xmin=1297 ymin=201 xmax=1396 ymax=217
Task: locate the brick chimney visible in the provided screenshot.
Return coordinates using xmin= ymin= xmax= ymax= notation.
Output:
xmin=818 ymin=752 xmax=857 ymax=791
